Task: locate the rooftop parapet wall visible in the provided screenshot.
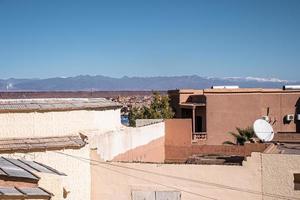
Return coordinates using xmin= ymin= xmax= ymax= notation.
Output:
xmin=135 ymin=119 xmax=164 ymax=127
xmin=91 ymin=152 xmax=300 ymax=200
xmin=164 ymin=119 xmax=269 ymax=163
xmin=0 ymin=109 xmax=121 ymax=138
xmin=92 ymin=118 xmax=269 ymax=164
xmin=89 ymin=122 xmax=165 ymax=162
xmin=0 ymin=98 xmax=122 ymax=113
xmin=165 ymin=143 xmax=269 ymax=163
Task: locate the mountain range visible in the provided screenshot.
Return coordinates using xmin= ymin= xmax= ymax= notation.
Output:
xmin=0 ymin=75 xmax=299 ymax=91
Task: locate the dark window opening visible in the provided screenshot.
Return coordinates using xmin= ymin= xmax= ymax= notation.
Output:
xmin=195 ymin=116 xmax=203 ymax=132
xmin=181 ymin=108 xmax=192 ymax=118
xmin=294 ymin=173 xmax=300 ymax=190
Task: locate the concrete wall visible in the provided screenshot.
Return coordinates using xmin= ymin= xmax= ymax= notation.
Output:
xmin=205 ymin=93 xmax=300 ymax=145
xmin=90 ymin=122 xmax=165 ymax=162
xmin=0 ymin=109 xmax=121 ymax=138
xmin=2 ymin=147 xmax=91 ymax=200
xmin=91 ymin=152 xmax=300 ymax=200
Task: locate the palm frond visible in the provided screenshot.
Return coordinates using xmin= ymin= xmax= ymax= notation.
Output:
xmin=223 ymin=141 xmax=236 ymax=145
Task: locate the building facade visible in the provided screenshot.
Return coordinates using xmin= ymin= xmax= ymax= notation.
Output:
xmin=168 ymin=88 xmax=300 ymax=145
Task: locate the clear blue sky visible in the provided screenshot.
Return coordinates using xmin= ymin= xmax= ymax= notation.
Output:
xmin=0 ymin=0 xmax=299 ymax=80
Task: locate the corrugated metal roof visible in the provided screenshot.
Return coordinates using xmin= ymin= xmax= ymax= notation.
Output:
xmin=0 ymin=135 xmax=86 ymax=153
xmin=0 ymin=187 xmax=22 ymax=196
xmin=19 ymin=160 xmax=59 ymax=174
xmin=19 ymin=187 xmax=51 ymax=196
xmin=0 ymin=187 xmax=52 ymax=199
xmin=0 ymin=157 xmax=65 ymax=182
xmin=0 ymin=157 xmax=38 ymax=180
xmin=0 ymin=98 xmax=121 ymax=113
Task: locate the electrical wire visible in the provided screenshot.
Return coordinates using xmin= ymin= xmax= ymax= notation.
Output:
xmin=54 ymin=151 xmax=300 ymax=200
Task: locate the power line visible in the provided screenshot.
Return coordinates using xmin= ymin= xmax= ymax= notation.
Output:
xmin=54 ymin=151 xmax=300 ymax=200
xmin=95 ymin=164 xmax=219 ymax=200
xmin=55 ymin=151 xmax=218 ymax=200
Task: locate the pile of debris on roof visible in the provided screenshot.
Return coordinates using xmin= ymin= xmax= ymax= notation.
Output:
xmin=186 ymin=155 xmax=245 ymax=165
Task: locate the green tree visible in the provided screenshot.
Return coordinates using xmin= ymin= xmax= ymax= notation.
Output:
xmin=128 ymin=107 xmax=142 ymax=127
xmin=223 ymin=126 xmax=255 ymax=145
xmin=128 ymin=92 xmax=174 ymax=127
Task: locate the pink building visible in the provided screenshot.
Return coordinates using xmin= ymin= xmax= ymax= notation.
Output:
xmin=168 ymin=88 xmax=300 ymax=145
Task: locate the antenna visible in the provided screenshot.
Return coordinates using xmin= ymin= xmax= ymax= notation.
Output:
xmin=253 ymin=119 xmax=274 ymax=142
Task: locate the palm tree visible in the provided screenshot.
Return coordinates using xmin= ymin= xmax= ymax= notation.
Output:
xmin=223 ymin=127 xmax=255 ymax=145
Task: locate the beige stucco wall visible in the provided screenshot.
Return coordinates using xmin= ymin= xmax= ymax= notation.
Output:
xmin=0 ymin=109 xmax=121 ymax=138
xmin=2 ymin=147 xmax=91 ymax=200
xmin=91 ymin=151 xmax=261 ymax=200
xmin=89 ymin=122 xmax=165 ymax=161
xmin=261 ymin=153 xmax=300 ymax=200
xmin=37 ymin=172 xmax=65 ymax=200
xmin=91 ymin=152 xmax=300 ymax=200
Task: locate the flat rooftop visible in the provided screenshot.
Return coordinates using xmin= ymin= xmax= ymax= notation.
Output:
xmin=0 ymin=98 xmax=122 ymax=113
xmin=170 ymin=88 xmax=300 ymax=94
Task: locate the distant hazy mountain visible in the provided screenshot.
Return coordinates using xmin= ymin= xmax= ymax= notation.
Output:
xmin=0 ymin=75 xmax=299 ymax=91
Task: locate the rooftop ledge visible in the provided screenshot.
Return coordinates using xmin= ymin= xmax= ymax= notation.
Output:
xmin=0 ymin=98 xmax=122 ymax=113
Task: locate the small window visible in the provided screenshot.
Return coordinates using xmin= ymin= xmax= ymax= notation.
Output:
xmin=132 ymin=191 xmax=181 ymax=200
xmin=294 ymin=173 xmax=300 ymax=190
xmin=156 ymin=191 xmax=181 ymax=200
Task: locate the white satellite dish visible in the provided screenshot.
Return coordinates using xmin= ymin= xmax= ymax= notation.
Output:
xmin=253 ymin=119 xmax=274 ymax=142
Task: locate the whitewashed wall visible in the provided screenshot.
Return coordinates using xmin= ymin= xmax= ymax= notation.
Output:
xmin=90 ymin=122 xmax=165 ymax=161
xmin=0 ymin=109 xmax=121 ymax=138
xmin=2 ymin=146 xmax=91 ymax=200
